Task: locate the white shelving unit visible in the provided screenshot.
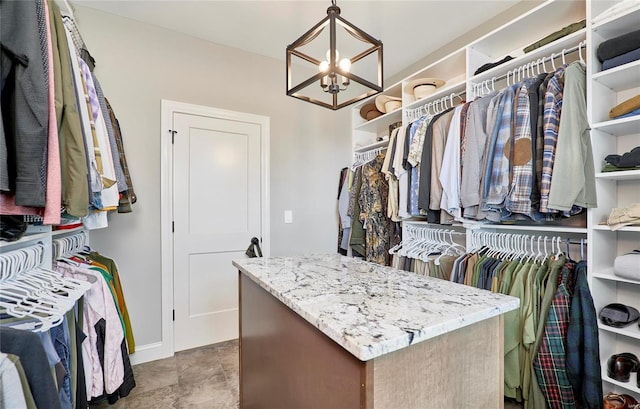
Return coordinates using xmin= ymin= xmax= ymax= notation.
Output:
xmin=587 ymin=0 xmax=640 ymax=399
xmin=348 ymin=3 xmax=640 ymax=400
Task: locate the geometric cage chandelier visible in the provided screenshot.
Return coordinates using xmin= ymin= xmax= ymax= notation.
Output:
xmin=286 ymin=0 xmax=383 ymax=110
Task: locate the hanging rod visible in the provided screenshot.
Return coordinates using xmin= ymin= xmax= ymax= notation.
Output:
xmin=406 ymin=90 xmax=467 ymax=122
xmin=475 ymin=41 xmax=587 ymax=91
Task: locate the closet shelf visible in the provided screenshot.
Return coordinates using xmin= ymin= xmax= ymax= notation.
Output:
xmin=52 ymin=226 xmax=85 ymax=236
xmin=592 ymin=268 xmax=640 ymax=286
xmin=469 ymin=29 xmax=586 ymax=84
xmin=595 ymin=170 xmax=640 ymax=181
xmin=591 ymin=116 xmax=640 ymax=137
xmin=354 ymin=139 xmax=389 ymax=153
xmin=468 ymin=0 xmax=585 ymax=60
xmin=354 ymin=108 xmax=402 ymax=135
xmin=404 ymin=48 xmax=466 ymax=88
xmin=598 ymin=322 xmax=640 ymax=341
xmin=593 ymin=225 xmax=640 ymax=232
xmin=402 ymin=220 xmax=466 ymax=230
xmin=592 ymin=5 xmax=640 ymax=39
xmin=403 ymin=80 xmax=467 ymax=113
xmin=592 ymin=60 xmax=640 ymax=92
xmin=465 ymin=222 xmax=587 ymax=234
xmin=0 ymin=231 xmax=51 ymax=249
xmin=601 ymin=370 xmax=640 ymax=395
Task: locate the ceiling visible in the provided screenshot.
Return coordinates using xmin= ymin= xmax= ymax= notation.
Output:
xmin=74 ymin=0 xmax=524 ymax=80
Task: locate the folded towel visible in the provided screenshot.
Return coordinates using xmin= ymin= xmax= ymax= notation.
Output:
xmin=609 ymin=95 xmax=640 ymax=118
xmin=597 ymin=28 xmax=640 ymax=62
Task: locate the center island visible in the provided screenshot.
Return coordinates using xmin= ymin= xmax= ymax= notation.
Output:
xmin=233 ymin=254 xmax=519 ymax=409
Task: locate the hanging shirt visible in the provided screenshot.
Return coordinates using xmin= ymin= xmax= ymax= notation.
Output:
xmin=506 ymin=79 xmax=536 ymax=218
xmin=461 ymin=94 xmax=495 ymax=217
xmin=359 ymin=153 xmax=391 ymax=265
xmin=539 ymin=66 xmax=566 ymax=213
xmin=430 ymin=109 xmax=455 ymax=213
xmin=382 ymin=128 xmax=400 ymax=221
xmin=533 ymin=265 xmax=576 ymax=409
xmin=440 ymin=105 xmax=464 ymax=219
xmin=57 ymin=264 xmax=125 ymax=397
xmin=484 ymin=85 xmax=517 ymax=220
xmin=394 ymin=126 xmax=410 ymax=219
xmin=547 ymin=62 xmax=597 ymax=211
xmin=478 ymin=92 xmax=504 ymax=219
xmin=408 ymin=118 xmax=429 ymax=217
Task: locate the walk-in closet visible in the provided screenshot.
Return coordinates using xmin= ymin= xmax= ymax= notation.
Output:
xmin=1 ymin=0 xmax=638 ymax=408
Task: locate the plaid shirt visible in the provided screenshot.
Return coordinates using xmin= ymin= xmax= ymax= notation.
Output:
xmin=566 ymin=261 xmax=603 ymax=409
xmin=485 ymin=85 xmax=517 ymax=207
xmin=539 ymin=67 xmax=565 ymax=213
xmin=533 ymin=265 xmax=576 ymax=409
xmin=506 ymin=80 xmax=535 ymax=216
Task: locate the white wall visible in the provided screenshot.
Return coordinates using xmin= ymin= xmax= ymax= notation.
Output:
xmin=74 ymin=5 xmax=352 ymax=348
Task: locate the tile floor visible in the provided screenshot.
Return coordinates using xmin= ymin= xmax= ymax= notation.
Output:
xmin=90 ymin=339 xmax=523 ymax=409
xmin=90 ymin=340 xmax=239 ymax=409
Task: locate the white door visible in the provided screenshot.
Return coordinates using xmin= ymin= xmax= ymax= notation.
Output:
xmin=172 ymin=111 xmax=263 ymax=352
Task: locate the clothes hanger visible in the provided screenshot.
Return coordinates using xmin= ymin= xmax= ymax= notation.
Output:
xmin=561 ymin=49 xmax=567 ymax=65
xmin=578 ymin=41 xmax=585 ymax=64
xmin=551 ymin=53 xmax=557 ymax=71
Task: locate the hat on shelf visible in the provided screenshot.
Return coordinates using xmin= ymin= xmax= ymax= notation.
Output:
xmin=359 ymin=103 xmax=383 ymax=121
xmin=404 ymin=78 xmax=446 ymax=100
xmin=375 ymin=95 xmax=402 ymax=114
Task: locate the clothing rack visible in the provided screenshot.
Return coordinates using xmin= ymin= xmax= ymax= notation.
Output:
xmin=352 ymin=146 xmax=387 ymax=167
xmin=52 ymin=231 xmax=88 ymax=260
xmin=469 ymin=230 xmax=588 ymax=260
xmin=0 ymin=242 xmax=92 ymax=332
xmin=391 ymin=224 xmax=466 ymax=258
xmin=473 ymin=41 xmax=587 ymax=97
xmin=406 ymin=91 xmax=467 ymax=122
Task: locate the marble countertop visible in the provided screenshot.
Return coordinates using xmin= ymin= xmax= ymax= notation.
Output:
xmin=233 ymin=254 xmax=519 ymax=361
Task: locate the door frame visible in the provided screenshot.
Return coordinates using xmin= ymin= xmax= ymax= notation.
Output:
xmin=160 ymin=99 xmax=270 ymax=358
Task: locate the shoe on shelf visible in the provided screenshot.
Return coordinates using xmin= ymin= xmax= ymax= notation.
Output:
xmin=607 ymin=353 xmax=640 ymax=382
xmin=604 ymin=393 xmax=639 ymax=409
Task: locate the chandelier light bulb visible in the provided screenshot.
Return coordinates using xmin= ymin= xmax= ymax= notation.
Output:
xmin=319 ymin=60 xmax=330 ymax=72
xmin=339 ymin=58 xmax=351 ymax=72
xmin=326 ymin=49 xmax=339 ymax=62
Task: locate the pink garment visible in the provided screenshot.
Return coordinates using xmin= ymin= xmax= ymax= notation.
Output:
xmin=0 ymin=1 xmax=61 ymax=224
xmin=57 ymin=263 xmax=124 ymax=397
xmin=42 ymin=0 xmax=61 ymax=225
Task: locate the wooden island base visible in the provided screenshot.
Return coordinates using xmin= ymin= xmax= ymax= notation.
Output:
xmin=239 ymin=273 xmax=505 ymax=409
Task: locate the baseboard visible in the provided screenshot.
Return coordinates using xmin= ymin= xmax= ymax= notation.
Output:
xmin=128 ymin=342 xmax=168 ymax=365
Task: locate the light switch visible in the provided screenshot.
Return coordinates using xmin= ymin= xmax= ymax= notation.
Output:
xmin=284 ymin=210 xmax=293 ymax=224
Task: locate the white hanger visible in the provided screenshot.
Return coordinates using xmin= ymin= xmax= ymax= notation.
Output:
xmin=578 ymin=41 xmax=585 ymax=64
xmin=561 ymin=49 xmax=567 ymax=65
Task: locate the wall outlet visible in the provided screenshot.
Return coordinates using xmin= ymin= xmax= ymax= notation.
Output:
xmin=284 ymin=210 xmax=293 ymax=224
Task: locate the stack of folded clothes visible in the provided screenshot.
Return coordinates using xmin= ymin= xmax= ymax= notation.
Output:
xmin=597 ymin=28 xmax=640 ymax=70
xmin=607 ymin=202 xmax=640 ymax=230
xmin=603 ymin=146 xmax=640 ymax=172
xmin=609 ymin=95 xmax=640 ymax=120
